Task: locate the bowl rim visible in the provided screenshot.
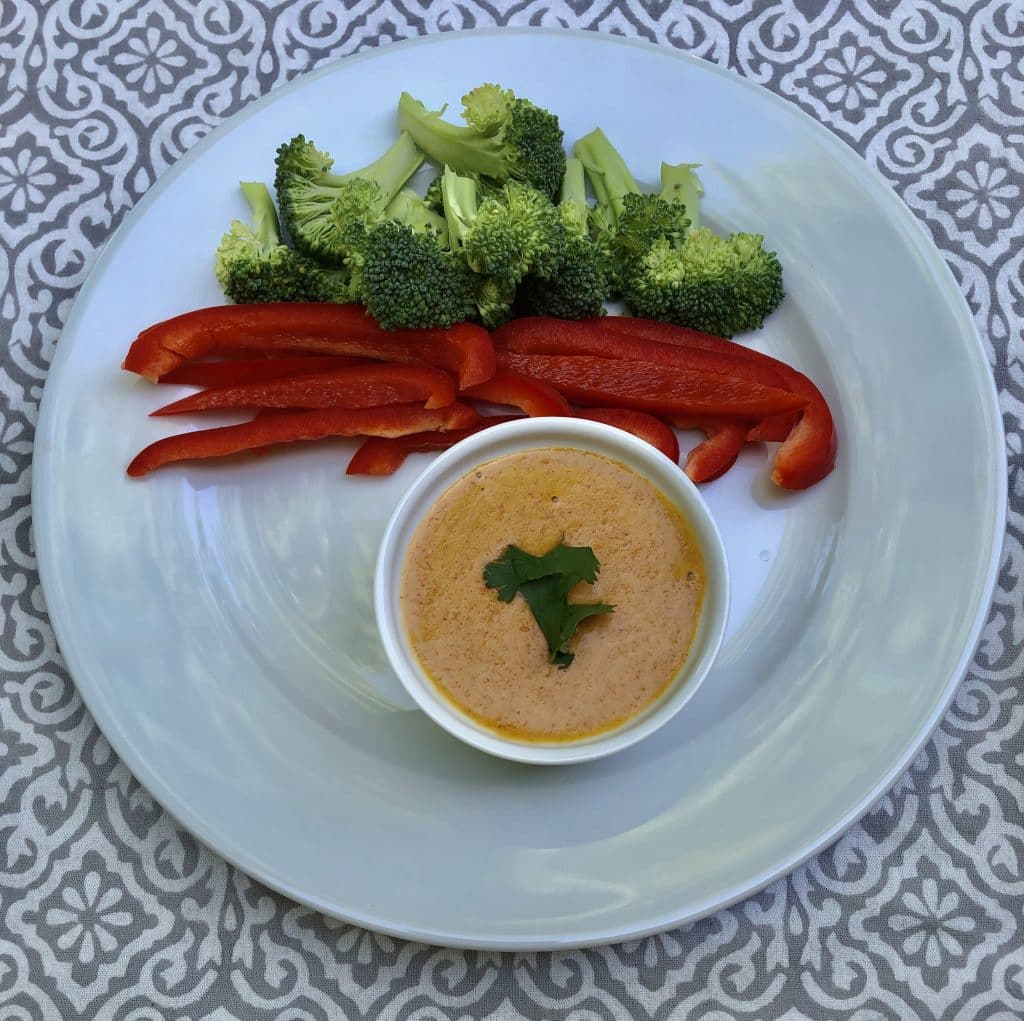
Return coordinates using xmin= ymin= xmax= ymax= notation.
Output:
xmin=374 ymin=417 xmax=731 ymax=765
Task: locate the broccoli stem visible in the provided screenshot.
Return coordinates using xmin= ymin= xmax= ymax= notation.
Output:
xmin=440 ymin=166 xmax=479 ymax=251
xmin=386 ymin=188 xmax=447 ymax=234
xmin=240 ymin=181 xmax=283 ymax=249
xmin=341 ymin=130 xmax=424 ymax=206
xmin=660 ymin=162 xmax=703 ymax=230
xmin=399 ymin=93 xmax=505 ymax=181
xmin=573 ymin=128 xmax=639 ymax=218
xmin=560 ymin=157 xmax=587 ymax=207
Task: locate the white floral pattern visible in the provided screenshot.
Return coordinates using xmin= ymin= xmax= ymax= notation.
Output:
xmin=2 ymin=2 xmax=1022 ymax=1018
xmin=112 ymin=23 xmax=190 ymax=97
xmin=45 ymin=871 xmax=135 ymax=965
xmin=0 ymin=147 xmax=57 ymax=216
xmin=811 ymin=40 xmax=889 ymax=112
xmin=948 ymin=161 xmax=1018 ymax=231
xmin=890 ymin=882 xmax=976 ymax=967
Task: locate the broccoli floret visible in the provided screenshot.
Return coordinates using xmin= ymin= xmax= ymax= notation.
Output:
xmin=623 ymin=160 xmax=782 ymax=336
xmin=435 ymin=169 xmax=512 ymax=328
xmin=441 ymin=167 xmax=565 ymax=284
xmin=439 ymin=167 xmax=566 ymax=328
xmin=359 ymin=219 xmax=475 ymax=330
xmin=624 ymin=227 xmax=784 ymax=337
xmin=214 ymin=182 xmax=352 ymax=303
xmin=516 ymin=158 xmax=611 ymax=320
xmin=576 ymin=129 xmax=783 ymax=335
xmin=398 ymin=84 xmax=566 ymax=199
xmin=357 ymin=186 xmax=474 ymax=330
xmin=274 ymin=131 xmax=423 ymax=265
xmin=471 ymin=183 xmax=566 ymax=281
xmin=613 ymin=191 xmax=690 ymax=266
xmin=575 ymin=128 xmax=689 ymax=300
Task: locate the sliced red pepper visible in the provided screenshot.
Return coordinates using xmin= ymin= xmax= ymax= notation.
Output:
xmin=346 ymin=415 xmax=521 ymax=476
xmin=128 ymin=403 xmax=479 ymax=477
xmin=159 ymin=355 xmax=367 ymax=388
xmin=670 ymin=418 xmax=749 ymax=483
xmin=598 ymin=317 xmax=769 ymax=360
xmin=747 ymin=411 xmax=801 ymax=443
xmin=123 ymin=304 xmax=495 ymax=390
xmin=461 ymin=368 xmax=571 ymax=417
xmin=601 ymin=317 xmax=836 ymax=489
xmin=574 ymin=408 xmax=680 ymax=462
xmin=494 ymin=317 xmax=791 ymax=391
xmin=765 ymin=377 xmax=837 ymax=489
xmin=346 ymin=404 xmax=679 ymax=475
xmin=498 ymin=351 xmax=807 ymax=419
xmin=151 ymin=364 xmax=456 ymax=416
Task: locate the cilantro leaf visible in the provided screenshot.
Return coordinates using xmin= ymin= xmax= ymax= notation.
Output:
xmin=483 ymin=543 xmax=602 ymax=602
xmin=519 ymin=576 xmax=614 ymax=668
xmin=484 ymin=541 xmax=615 ymax=669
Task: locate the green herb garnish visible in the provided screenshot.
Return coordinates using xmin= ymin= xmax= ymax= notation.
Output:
xmin=484 ymin=542 xmax=615 ymax=669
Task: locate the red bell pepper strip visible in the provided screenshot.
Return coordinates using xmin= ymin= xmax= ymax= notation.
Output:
xmin=764 ymin=376 xmax=837 ymax=490
xmin=574 ymin=408 xmax=680 ymax=462
xmin=493 ymin=317 xmax=791 ymax=392
xmin=159 ymin=355 xmax=367 ymax=388
xmin=601 ymin=317 xmax=836 ymax=489
xmin=346 ymin=404 xmax=684 ymax=476
xmin=461 ymin=368 xmax=571 ymax=417
xmin=747 ymin=411 xmax=801 ymax=443
xmin=127 ymin=403 xmax=480 ymax=477
xmin=598 ymin=317 xmax=772 ymax=360
xmin=687 ymin=422 xmax=748 ymax=483
xmin=123 ymin=304 xmax=495 ymax=390
xmin=670 ymin=418 xmax=749 ymax=483
xmin=151 ymin=364 xmax=456 ymax=416
xmin=346 ymin=415 xmax=521 ymax=476
xmin=498 ymin=351 xmax=807 ymax=419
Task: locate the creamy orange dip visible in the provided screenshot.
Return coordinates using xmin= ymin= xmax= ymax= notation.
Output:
xmin=400 ymin=448 xmax=705 ymax=741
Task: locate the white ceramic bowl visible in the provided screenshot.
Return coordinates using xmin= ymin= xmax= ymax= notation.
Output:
xmin=375 ymin=417 xmax=730 ymax=764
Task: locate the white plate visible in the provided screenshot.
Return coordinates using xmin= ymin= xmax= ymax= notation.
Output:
xmin=33 ymin=29 xmax=1005 ymax=949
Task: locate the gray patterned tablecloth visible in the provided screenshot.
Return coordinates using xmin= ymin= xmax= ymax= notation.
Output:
xmin=3 ymin=2 xmax=1022 ymax=1018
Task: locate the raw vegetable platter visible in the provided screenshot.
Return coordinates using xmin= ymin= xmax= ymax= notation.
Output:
xmin=33 ymin=30 xmax=1005 ymax=949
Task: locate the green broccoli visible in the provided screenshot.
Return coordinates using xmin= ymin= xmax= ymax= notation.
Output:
xmin=516 ymin=158 xmax=611 ymax=320
xmin=440 ymin=167 xmax=481 ymax=252
xmin=660 ymin=160 xmax=703 ymax=227
xmin=472 ymin=275 xmax=518 ymax=330
xmin=439 ymin=167 xmax=567 ymax=328
xmin=625 ymin=160 xmax=783 ymax=336
xmin=625 ymin=227 xmax=784 ymax=337
xmin=273 ymin=131 xmax=423 ymax=265
xmin=576 ymin=128 xmax=783 ymax=336
xmin=575 ymin=128 xmax=689 ymax=299
xmin=434 ymin=169 xmax=511 ymax=328
xmin=352 ymin=185 xmax=473 ymax=330
xmin=214 ymin=181 xmax=351 ymax=304
xmin=574 ymin=126 xmax=640 ymax=220
xmin=359 ymin=219 xmax=475 ymax=330
xmin=554 ymin=158 xmax=591 ymax=239
xmin=441 ymin=167 xmax=565 ymax=284
xmin=423 ymin=174 xmax=445 ymax=213
xmin=398 ymin=84 xmax=566 ymax=199
xmin=384 ymin=187 xmax=448 ymax=235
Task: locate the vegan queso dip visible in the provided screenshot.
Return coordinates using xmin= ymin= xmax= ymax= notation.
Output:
xmin=399 ymin=448 xmax=706 ymax=741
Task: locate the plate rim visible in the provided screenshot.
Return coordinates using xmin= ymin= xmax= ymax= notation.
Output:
xmin=32 ymin=26 xmax=1008 ymax=950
